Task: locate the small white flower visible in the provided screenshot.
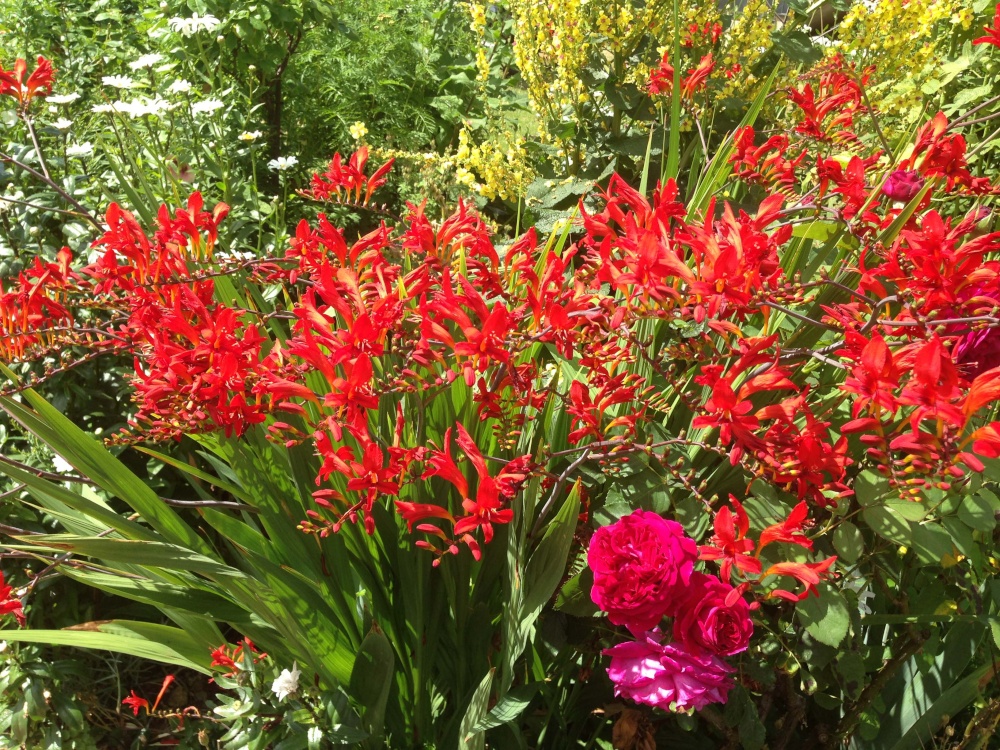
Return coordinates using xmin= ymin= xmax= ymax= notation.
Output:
xmin=191 ymin=98 xmax=225 ymax=116
xmin=91 ymin=103 xmax=117 ymax=114
xmin=120 ymin=96 xmax=173 ymax=118
xmin=52 ymin=454 xmax=74 ymax=473
xmin=238 ymin=130 xmax=262 ymax=142
xmin=168 ymin=13 xmax=222 ymax=36
xmin=66 ymin=142 xmax=94 ymax=158
xmin=48 ymin=92 xmax=81 ymax=105
xmin=102 ymin=75 xmax=136 ymax=89
xmin=267 ymin=156 xmax=298 ymax=171
xmin=51 ymin=118 xmax=73 ymax=131
xmin=271 ymin=662 xmax=301 ymax=701
xmin=167 ymin=79 xmax=193 ymax=95
xmin=130 ymin=53 xmax=164 ymax=70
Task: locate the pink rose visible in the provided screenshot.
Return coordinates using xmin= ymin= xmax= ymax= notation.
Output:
xmin=604 ymin=632 xmax=735 ymax=712
xmin=672 ymin=572 xmax=753 ymax=656
xmin=588 ymin=509 xmax=697 ymax=632
xmin=882 ymin=169 xmax=924 ymax=203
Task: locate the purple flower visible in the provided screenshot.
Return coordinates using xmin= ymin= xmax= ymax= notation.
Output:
xmin=588 ymin=509 xmax=697 ymax=633
xmin=882 ymin=170 xmax=924 ymax=203
xmin=604 ymin=632 xmax=735 ymax=712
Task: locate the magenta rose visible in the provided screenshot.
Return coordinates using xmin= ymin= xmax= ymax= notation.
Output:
xmin=955 ymin=327 xmax=1000 ymax=378
xmin=672 ymin=572 xmax=753 ymax=656
xmin=604 ymin=632 xmax=735 ymax=712
xmin=588 ymin=509 xmax=697 ymax=633
xmin=882 ymin=169 xmax=924 ymax=203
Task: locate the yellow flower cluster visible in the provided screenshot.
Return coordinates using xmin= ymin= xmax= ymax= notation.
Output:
xmin=717 ymin=0 xmax=774 ymax=99
xmin=466 ymin=2 xmax=492 ymax=83
xmin=952 ymin=6 xmax=974 ymax=29
xmin=454 ymin=126 xmax=535 ymax=201
xmin=506 ymin=0 xmax=590 ymax=140
xmin=837 ymin=0 xmax=962 ymax=115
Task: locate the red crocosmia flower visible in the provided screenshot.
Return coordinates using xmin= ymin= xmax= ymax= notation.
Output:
xmin=648 ymin=53 xmax=715 ymax=99
xmin=758 ymin=502 xmax=814 ymax=552
xmin=305 ymin=147 xmax=394 ymax=206
xmin=730 ymin=126 xmax=805 ymax=189
xmin=973 ymin=5 xmax=1000 ymax=47
xmin=698 ymin=496 xmax=762 ymax=582
xmin=210 ymin=639 xmax=264 ymax=677
xmin=896 ymin=336 xmax=965 ymax=429
xmin=672 ymin=572 xmax=754 ymax=656
xmin=901 ymin=112 xmax=972 ymax=190
xmin=587 ymin=509 xmax=697 ymax=633
xmin=754 ymin=394 xmax=852 ymax=506
xmin=421 ymin=425 xmax=529 ymax=557
xmin=0 ymin=55 xmax=54 ymax=108
xmin=763 ymin=556 xmax=837 ymax=601
xmin=692 ymin=340 xmax=796 ymax=462
xmin=0 ymin=570 xmax=25 ymax=626
xmin=840 ymin=332 xmax=900 ymax=418
xmin=122 ymin=690 xmax=150 ymax=717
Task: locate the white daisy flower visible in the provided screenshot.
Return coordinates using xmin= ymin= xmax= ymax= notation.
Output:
xmin=102 ymin=75 xmax=137 ymax=89
xmin=66 ymin=142 xmax=94 ymax=158
xmin=129 ymin=53 xmax=164 ymax=70
xmin=267 ymin=156 xmax=298 ymax=171
xmin=48 ymin=92 xmax=81 ymax=105
xmin=238 ymin=130 xmax=262 ymax=142
xmin=51 ymin=118 xmax=73 ymax=131
xmin=167 ymin=79 xmax=193 ymax=95
xmin=168 ymin=13 xmax=222 ymax=36
xmin=191 ymin=98 xmax=225 ymax=116
xmin=120 ymin=96 xmax=173 ymax=118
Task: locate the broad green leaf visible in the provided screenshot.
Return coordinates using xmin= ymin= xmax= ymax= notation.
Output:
xmin=958 ymin=491 xmax=999 ymax=532
xmin=833 ymin=522 xmax=864 ymax=565
xmin=0 ymin=382 xmax=212 ymax=556
xmin=349 ymin=627 xmax=395 ymax=749
xmin=1 ymin=622 xmax=210 ymax=673
xmin=19 ymin=535 xmax=243 ymax=578
xmin=523 ymin=480 xmax=582 ymax=615
xmin=912 ymin=523 xmax=957 ymax=566
xmin=459 ymin=669 xmax=494 ymax=749
xmin=61 ymin=569 xmax=251 ymax=624
xmin=886 ymin=499 xmax=927 ymax=522
xmin=863 ymin=506 xmax=912 ymax=546
xmin=796 ymin=584 xmax=850 ymax=647
xmin=855 ymin=470 xmax=890 ymax=508
xmin=471 ymin=682 xmax=542 ymax=733
xmin=554 ymin=567 xmax=600 ymax=618
xmin=0 ymin=460 xmax=155 ymax=541
xmin=791 ymin=220 xmax=840 ymax=243
xmin=135 ymin=446 xmax=255 ymax=504
xmin=837 ymin=652 xmax=866 ymax=701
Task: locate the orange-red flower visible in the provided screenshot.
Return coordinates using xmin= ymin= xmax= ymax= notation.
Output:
xmin=0 ymin=55 xmax=54 ymax=109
